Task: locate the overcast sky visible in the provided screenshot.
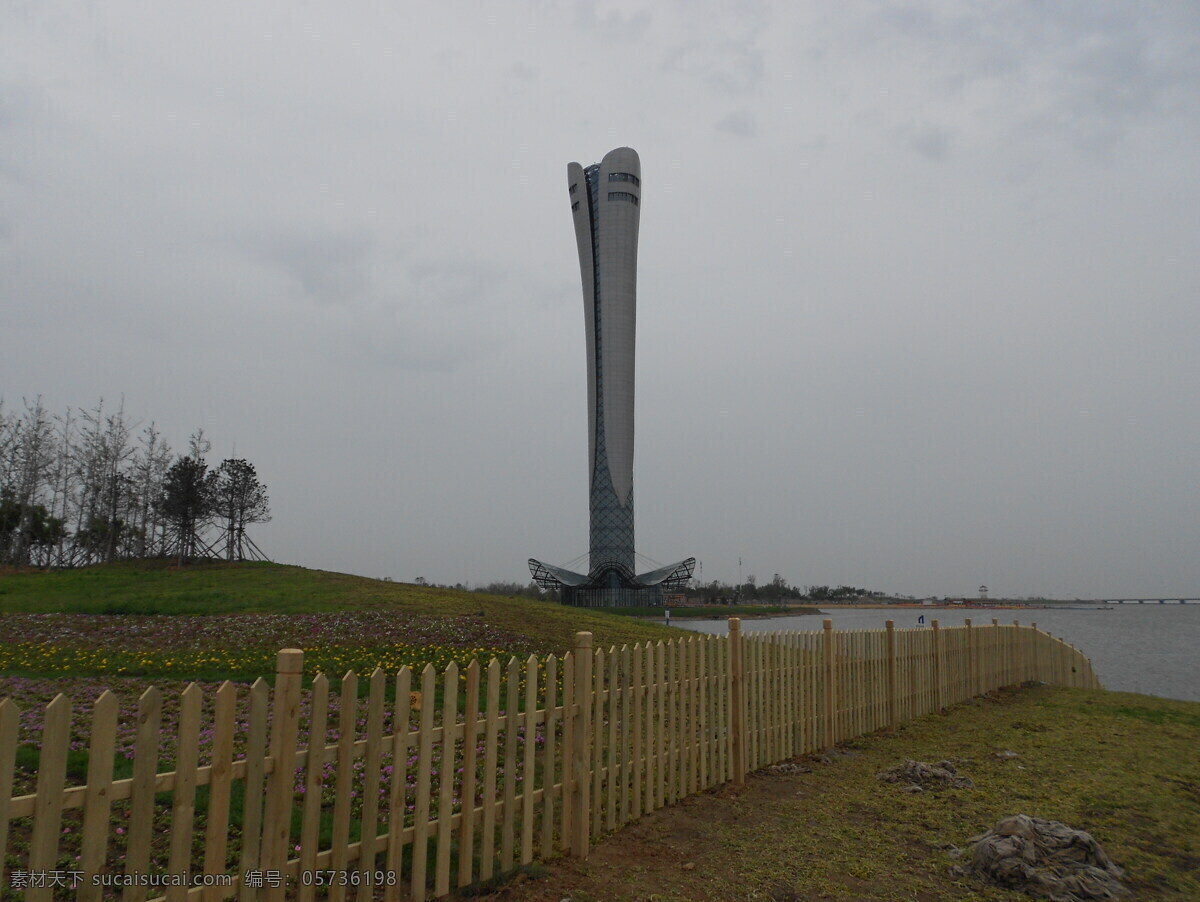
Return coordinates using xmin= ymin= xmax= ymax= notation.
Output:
xmin=3 ymin=2 xmax=1198 ymax=598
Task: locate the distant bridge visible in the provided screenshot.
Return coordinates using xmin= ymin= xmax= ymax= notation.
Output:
xmin=1100 ymin=598 xmax=1198 ymax=605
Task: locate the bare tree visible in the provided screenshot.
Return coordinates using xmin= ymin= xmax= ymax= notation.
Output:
xmin=2 ymin=399 xmax=267 ymax=568
xmin=1 ymin=397 xmax=59 ymax=565
xmin=70 ymin=399 xmax=136 ymax=565
xmin=131 ymin=424 xmax=172 ymax=558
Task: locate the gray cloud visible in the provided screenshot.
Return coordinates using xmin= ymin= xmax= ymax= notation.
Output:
xmin=572 ymin=2 xmax=652 ymax=40
xmin=663 ymin=40 xmax=765 ymax=94
xmin=241 ymin=230 xmax=377 ymax=306
xmin=903 ymin=122 xmax=951 ymax=160
xmin=2 ymin=2 xmax=1198 ymax=597
xmin=715 ymin=110 xmax=756 ymax=138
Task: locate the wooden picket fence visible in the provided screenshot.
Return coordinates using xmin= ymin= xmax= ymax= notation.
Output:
xmin=0 ymin=617 xmax=1099 ymax=901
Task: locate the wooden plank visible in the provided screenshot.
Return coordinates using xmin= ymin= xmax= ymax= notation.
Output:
xmin=777 ymin=633 xmax=789 ymax=761
xmin=28 ymin=694 xmax=70 ymax=902
xmin=297 ymin=676 xmax=327 ymax=902
xmin=823 ymin=621 xmax=835 ymax=748
xmin=571 ymin=634 xmax=593 ymax=858
xmin=769 ymin=633 xmax=780 ymax=764
xmin=756 ymin=635 xmax=766 ymax=767
xmin=359 ymin=667 xmax=387 ymax=892
xmin=124 ymin=686 xmax=161 ymax=902
xmin=264 ymin=650 xmax=303 ymax=902
xmin=458 ymin=660 xmax=481 ymax=888
xmin=165 ymin=684 xmax=202 ymax=902
xmin=78 ymin=690 xmax=118 ymax=902
xmin=681 ymin=638 xmax=693 ymax=794
xmin=539 ymin=654 xmax=557 ymax=859
xmin=606 ymin=646 xmax=618 ymax=833
xmin=592 ymin=642 xmax=609 ymax=834
xmin=697 ymin=637 xmax=709 ymax=788
xmin=435 ymin=662 xmax=460 ymax=896
xmin=728 ymin=621 xmax=743 ymax=785
xmin=500 ymin=657 xmax=519 ymax=873
xmin=643 ymin=644 xmax=656 ymax=811
xmin=688 ymin=638 xmax=700 ymax=793
xmin=694 ymin=636 xmax=703 ymax=787
xmin=619 ymin=644 xmax=631 ymax=823
xmin=236 ymin=679 xmax=269 ymax=902
xmin=328 ymin=671 xmax=357 ymax=902
xmin=203 ymin=682 xmax=238 ymax=902
xmin=0 ymin=698 xmax=19 ymax=893
xmin=630 ymin=645 xmax=643 ymax=819
xmin=520 ymin=655 xmax=538 ymax=865
xmin=715 ymin=634 xmax=727 ymax=783
xmin=665 ymin=641 xmax=677 ymax=804
xmin=410 ymin=664 xmax=436 ymax=901
xmin=777 ymin=633 xmax=787 ymax=762
xmin=588 ymin=647 xmax=602 ymax=838
xmin=480 ymin=658 xmax=501 ymax=877
xmin=383 ymin=668 xmax=412 ymax=902
xmin=559 ymin=652 xmax=573 ymax=853
xmin=751 ymin=636 xmax=762 ymax=769
xmin=655 ymin=642 xmax=665 ymax=810
xmin=790 ymin=632 xmax=801 ymax=755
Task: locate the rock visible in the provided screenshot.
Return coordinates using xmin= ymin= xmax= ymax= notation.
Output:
xmin=958 ymin=814 xmax=1127 ymax=901
xmin=765 ymin=762 xmax=812 ymax=775
xmin=877 ymin=759 xmax=975 ymax=791
xmin=993 ymin=749 xmax=1020 ymax=760
xmin=681 ymin=862 xmax=695 ymax=871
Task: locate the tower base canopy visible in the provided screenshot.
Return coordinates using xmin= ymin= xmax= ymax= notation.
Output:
xmin=528 ymin=557 xmax=695 ymax=608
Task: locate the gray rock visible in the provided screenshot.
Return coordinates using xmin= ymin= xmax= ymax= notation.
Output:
xmin=877 ymin=759 xmax=974 ymax=790
xmin=959 ymin=814 xmax=1127 ymax=901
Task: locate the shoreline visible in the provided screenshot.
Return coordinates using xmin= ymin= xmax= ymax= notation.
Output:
xmin=639 ymin=602 xmax=1114 ymax=622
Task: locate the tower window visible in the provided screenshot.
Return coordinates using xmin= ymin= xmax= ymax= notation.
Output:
xmin=570 ymin=183 xmax=578 ymax=195
xmin=572 ymin=200 xmax=580 ymax=212
xmin=608 ymin=191 xmax=639 ymax=205
xmin=608 ymin=172 xmax=640 ymax=186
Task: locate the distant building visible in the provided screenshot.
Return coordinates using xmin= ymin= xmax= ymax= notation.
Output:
xmin=529 ymin=148 xmax=693 ymax=607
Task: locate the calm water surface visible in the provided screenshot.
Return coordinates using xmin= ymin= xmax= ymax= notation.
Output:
xmin=680 ymin=604 xmax=1200 ymax=702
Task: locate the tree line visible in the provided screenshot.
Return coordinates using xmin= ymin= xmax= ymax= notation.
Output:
xmin=683 ymin=574 xmax=884 ymax=605
xmin=0 ymin=397 xmax=270 ymax=568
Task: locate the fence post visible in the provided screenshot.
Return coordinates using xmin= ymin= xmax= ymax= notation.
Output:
xmin=1013 ymin=620 xmax=1023 ymax=682
xmin=823 ymin=620 xmax=835 ymax=748
xmin=885 ymin=621 xmax=897 ymax=729
xmin=1031 ymin=623 xmax=1039 ymax=682
xmin=729 ymin=618 xmax=746 ymax=786
xmin=964 ymin=618 xmax=974 ymax=697
xmin=931 ymin=620 xmax=942 ymax=712
xmin=571 ymin=632 xmax=593 ymax=859
xmin=991 ymin=618 xmax=1000 ymax=688
xmin=263 ymin=649 xmax=303 ymax=901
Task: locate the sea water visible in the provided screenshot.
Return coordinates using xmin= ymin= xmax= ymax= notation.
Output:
xmin=680 ymin=604 xmax=1200 ymax=702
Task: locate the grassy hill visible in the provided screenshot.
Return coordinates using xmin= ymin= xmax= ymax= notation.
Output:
xmin=0 ymin=561 xmax=682 ymax=681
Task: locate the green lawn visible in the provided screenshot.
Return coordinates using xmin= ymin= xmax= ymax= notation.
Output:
xmin=0 ymin=560 xmax=680 ymax=659
xmin=500 ymin=685 xmax=1200 ymax=901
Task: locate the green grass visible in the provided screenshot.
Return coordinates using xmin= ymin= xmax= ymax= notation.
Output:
xmin=0 ymin=560 xmax=680 ymax=654
xmin=502 ymin=685 xmax=1200 ymax=901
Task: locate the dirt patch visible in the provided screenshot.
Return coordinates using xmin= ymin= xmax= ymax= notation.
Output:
xmin=876 ymin=759 xmax=975 ymax=791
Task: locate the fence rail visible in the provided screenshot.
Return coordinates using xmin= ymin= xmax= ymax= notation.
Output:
xmin=0 ymin=618 xmax=1099 ymax=901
